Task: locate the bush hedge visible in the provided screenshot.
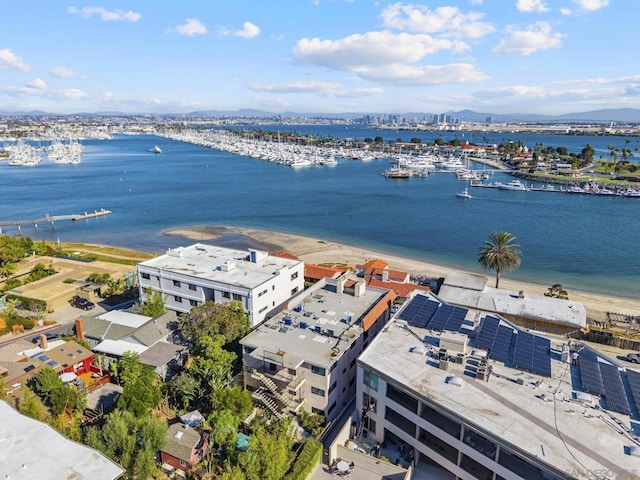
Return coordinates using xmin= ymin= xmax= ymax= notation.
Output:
xmin=4 ymin=295 xmax=47 ymax=312
xmin=284 ymin=439 xmax=323 ymax=480
xmin=2 ymin=316 xmax=36 ymax=335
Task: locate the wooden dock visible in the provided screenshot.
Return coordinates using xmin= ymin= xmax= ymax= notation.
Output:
xmin=0 ymin=209 xmax=112 ymax=235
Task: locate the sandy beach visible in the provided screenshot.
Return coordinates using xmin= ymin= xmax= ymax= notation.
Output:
xmin=163 ymin=225 xmax=640 ymax=322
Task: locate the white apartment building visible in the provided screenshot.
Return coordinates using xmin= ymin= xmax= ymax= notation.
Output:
xmin=355 ymin=292 xmax=638 ymax=480
xmin=137 ymin=243 xmax=304 ymax=327
xmin=241 ymin=276 xmax=396 ymax=423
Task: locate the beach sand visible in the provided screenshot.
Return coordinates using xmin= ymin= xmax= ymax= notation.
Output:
xmin=163 ymin=225 xmax=640 ymax=322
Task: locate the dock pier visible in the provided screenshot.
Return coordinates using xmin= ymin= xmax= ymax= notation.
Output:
xmin=0 ymin=209 xmax=112 ymax=235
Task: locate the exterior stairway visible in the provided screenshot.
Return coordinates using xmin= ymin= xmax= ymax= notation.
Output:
xmin=253 ymin=370 xmax=300 ymax=411
xmin=252 ymin=387 xmax=284 ymax=421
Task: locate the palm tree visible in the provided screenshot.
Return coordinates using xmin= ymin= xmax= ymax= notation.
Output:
xmin=478 ymin=232 xmax=521 ymax=288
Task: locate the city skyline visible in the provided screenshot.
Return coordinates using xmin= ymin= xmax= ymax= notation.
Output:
xmin=1 ymin=0 xmax=636 ymax=115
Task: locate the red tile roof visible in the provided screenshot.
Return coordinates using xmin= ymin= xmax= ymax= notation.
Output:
xmin=367 ymin=278 xmax=430 ymax=298
xmin=356 ymin=259 xmax=388 ymax=270
xmin=272 ymin=251 xmax=299 ymax=260
xmin=304 ymin=264 xmax=348 ymax=281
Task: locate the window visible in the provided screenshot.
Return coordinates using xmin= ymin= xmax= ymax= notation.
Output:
xmin=174 ymin=295 xmax=183 ymax=303
xmin=327 ymin=401 xmax=337 ymax=416
xmin=386 ymin=384 xmax=418 ymax=413
xmin=311 ymin=386 xmax=325 ymax=397
xmin=328 ymin=381 xmax=337 ymax=394
xmin=222 ymin=291 xmax=230 ymax=299
xmin=259 ymin=305 xmax=268 ymax=313
xmin=258 ymin=289 xmax=267 ymax=297
xmin=350 ymin=358 xmax=356 ymax=369
xmin=173 ymin=280 xmax=181 ymax=287
xmin=364 ymin=416 xmax=376 ymax=435
xmin=312 ymin=407 xmax=324 ymax=415
xmin=363 ymin=370 xmax=378 ymax=391
xmin=232 ymin=293 xmax=242 ymax=301
xmin=329 ymin=362 xmax=337 ymax=373
xmin=141 ymin=272 xmax=150 ymax=280
xmin=188 ymin=284 xmax=197 ymax=291
xmin=291 ymin=271 xmax=299 ymax=280
xmin=189 ymin=299 xmax=198 ymax=306
xmin=363 ymin=392 xmax=377 ymax=414
xmin=385 ymin=406 xmax=416 ymax=436
xmin=179 ymin=460 xmax=187 ymax=467
xmin=311 ymin=365 xmax=326 ymax=376
xmin=291 ymin=287 xmax=299 ymax=295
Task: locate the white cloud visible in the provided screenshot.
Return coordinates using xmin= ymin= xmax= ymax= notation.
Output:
xmin=293 ymin=31 xmax=455 ymax=70
xmin=516 ymin=0 xmax=549 ymax=13
xmin=247 ymin=80 xmax=342 ymax=94
xmin=234 ymin=22 xmax=260 ymax=39
xmin=51 ymin=66 xmax=84 ymax=79
xmin=469 ymin=0 xmax=483 ymax=4
xmin=380 ymin=3 xmax=495 ymax=39
xmin=333 ymin=87 xmax=384 ymax=98
xmin=572 ymin=0 xmax=609 ymax=11
xmin=67 ymin=6 xmax=141 ymax=22
xmin=560 ymin=8 xmax=572 ymax=15
xmin=26 ymin=78 xmax=47 ymax=90
xmin=493 ymin=21 xmax=564 ymax=55
xmin=0 ymin=49 xmax=30 ymax=72
xmin=353 ymin=63 xmax=488 ymax=85
xmin=175 ymin=18 xmax=208 ymax=36
xmin=219 ymin=21 xmax=261 ymax=39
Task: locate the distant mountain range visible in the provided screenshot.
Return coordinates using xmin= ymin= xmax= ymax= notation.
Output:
xmin=1 ymin=107 xmax=639 ymax=123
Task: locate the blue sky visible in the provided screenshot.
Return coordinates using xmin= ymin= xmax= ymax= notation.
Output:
xmin=1 ymin=0 xmax=635 ymax=115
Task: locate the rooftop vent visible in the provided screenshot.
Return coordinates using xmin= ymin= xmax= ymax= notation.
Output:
xmin=167 ymin=247 xmax=185 ymax=258
xmin=219 ymin=260 xmax=236 ymax=272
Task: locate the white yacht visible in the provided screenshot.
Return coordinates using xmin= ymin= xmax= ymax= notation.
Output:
xmin=498 ymin=179 xmax=527 ymax=191
xmin=153 ymin=145 xmax=162 ymax=154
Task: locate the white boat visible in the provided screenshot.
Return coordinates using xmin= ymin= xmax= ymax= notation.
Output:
xmin=153 ymin=145 xmax=162 ymax=154
xmin=566 ymin=185 xmax=586 ymax=194
xmin=456 ymin=188 xmax=472 ymax=199
xmin=499 ymin=179 xmax=527 ymax=191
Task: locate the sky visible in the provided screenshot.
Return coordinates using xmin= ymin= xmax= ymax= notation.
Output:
xmin=0 ymin=0 xmax=637 ymax=116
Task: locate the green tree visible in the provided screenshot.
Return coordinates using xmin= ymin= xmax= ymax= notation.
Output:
xmin=32 ymin=365 xmax=64 ymax=396
xmin=209 ymin=409 xmax=239 ymax=453
xmin=544 ymin=283 xmax=569 ymax=300
xmin=180 ymin=300 xmax=250 ymax=344
xmin=85 ymin=409 xmax=166 ymax=480
xmin=117 ymin=364 xmax=162 ymax=416
xmin=373 ymin=136 xmax=384 ymax=145
xmin=20 ymin=387 xmax=49 ymax=421
xmin=188 ymin=335 xmax=237 ymax=393
xmin=211 ymin=386 xmax=253 ymax=421
xmin=142 ymin=287 xmax=166 ymax=317
xmin=167 ymin=371 xmax=202 ymax=411
xmin=238 ymin=420 xmax=294 ymax=480
xmin=478 ymin=232 xmax=522 ymax=288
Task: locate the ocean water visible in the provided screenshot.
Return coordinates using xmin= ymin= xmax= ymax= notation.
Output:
xmin=1 ymin=132 xmax=639 ymax=299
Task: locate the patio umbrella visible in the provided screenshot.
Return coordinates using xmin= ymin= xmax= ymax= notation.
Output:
xmin=60 ymin=372 xmax=77 ymax=383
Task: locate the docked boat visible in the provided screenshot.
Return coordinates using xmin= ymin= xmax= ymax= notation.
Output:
xmin=456 ymin=188 xmax=472 ymax=199
xmin=383 ymin=166 xmax=411 ymax=178
xmin=498 ymin=179 xmax=527 ymax=191
xmin=566 ymin=185 xmax=586 ymax=194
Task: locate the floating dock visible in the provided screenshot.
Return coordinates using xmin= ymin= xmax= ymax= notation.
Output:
xmin=0 ymin=209 xmax=112 ymax=235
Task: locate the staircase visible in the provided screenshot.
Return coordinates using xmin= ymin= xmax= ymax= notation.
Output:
xmin=253 ymin=371 xmax=300 ymax=411
xmin=252 ymin=388 xmax=284 ymax=421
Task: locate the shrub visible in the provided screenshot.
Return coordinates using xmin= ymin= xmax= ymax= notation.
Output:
xmin=4 ymin=295 xmax=47 ymax=312
xmin=284 ymin=439 xmax=323 ymax=480
xmin=5 ymin=316 xmax=36 ymax=334
xmin=63 ymin=278 xmax=76 ymax=284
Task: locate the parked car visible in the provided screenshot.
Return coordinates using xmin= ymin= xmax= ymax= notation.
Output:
xmin=70 ymin=295 xmax=95 ymax=310
xmin=626 ymin=353 xmax=639 ymax=363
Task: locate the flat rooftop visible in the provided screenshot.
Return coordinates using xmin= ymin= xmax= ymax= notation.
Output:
xmin=138 ymin=243 xmax=302 ymax=289
xmin=359 ymin=319 xmax=639 ymax=478
xmin=241 ymin=279 xmax=390 ymax=368
xmin=0 ymin=400 xmax=124 ymax=480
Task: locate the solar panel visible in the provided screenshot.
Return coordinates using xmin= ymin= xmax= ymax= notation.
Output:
xmin=511 ymin=332 xmax=551 ymax=377
xmin=428 ymin=304 xmax=453 ymax=331
xmin=442 ymin=306 xmax=468 ymax=332
xmin=531 ymin=336 xmax=552 ymax=377
xmin=579 ymin=354 xmax=604 ymax=396
xmin=627 ymin=369 xmax=640 ymax=413
xmin=477 ymin=316 xmax=500 ymax=349
xmin=489 ymin=326 xmax=513 ymax=363
xmin=397 ymin=296 xmax=439 ymax=328
xmin=599 ymin=363 xmax=630 ymax=415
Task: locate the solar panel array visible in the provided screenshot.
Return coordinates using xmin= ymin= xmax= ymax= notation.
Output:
xmin=397 ymin=295 xmax=439 ymax=328
xmin=599 ymin=363 xmax=630 ymax=415
xmin=477 ymin=316 xmax=500 ymax=349
xmin=428 ymin=304 xmax=468 ymax=332
xmin=579 ymin=353 xmax=604 ymax=396
xmin=491 ymin=326 xmax=514 ymax=363
xmin=512 ymin=332 xmax=551 ymax=377
xmin=627 ymin=369 xmax=640 ymax=414
xmin=476 ymin=316 xmax=514 ymax=363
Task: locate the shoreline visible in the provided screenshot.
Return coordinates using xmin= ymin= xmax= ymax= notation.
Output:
xmin=163 ymin=225 xmax=640 ymax=322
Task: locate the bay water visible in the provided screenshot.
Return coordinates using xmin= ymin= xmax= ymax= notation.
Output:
xmin=1 ymin=129 xmax=638 ymax=299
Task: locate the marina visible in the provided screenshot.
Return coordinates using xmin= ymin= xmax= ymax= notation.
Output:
xmin=0 ymin=132 xmax=638 ymax=298
xmin=0 ymin=209 xmax=112 ymax=235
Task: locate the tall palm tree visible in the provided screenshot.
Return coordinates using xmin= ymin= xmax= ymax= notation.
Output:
xmin=478 ymin=232 xmax=521 ymax=288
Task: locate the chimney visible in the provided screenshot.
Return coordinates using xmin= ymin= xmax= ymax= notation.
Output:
xmin=354 ymin=280 xmax=366 ymax=297
xmin=75 ymin=318 xmax=86 ymax=341
xmin=382 ymin=267 xmax=389 ymax=282
xmin=39 ymin=334 xmax=48 ymax=350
